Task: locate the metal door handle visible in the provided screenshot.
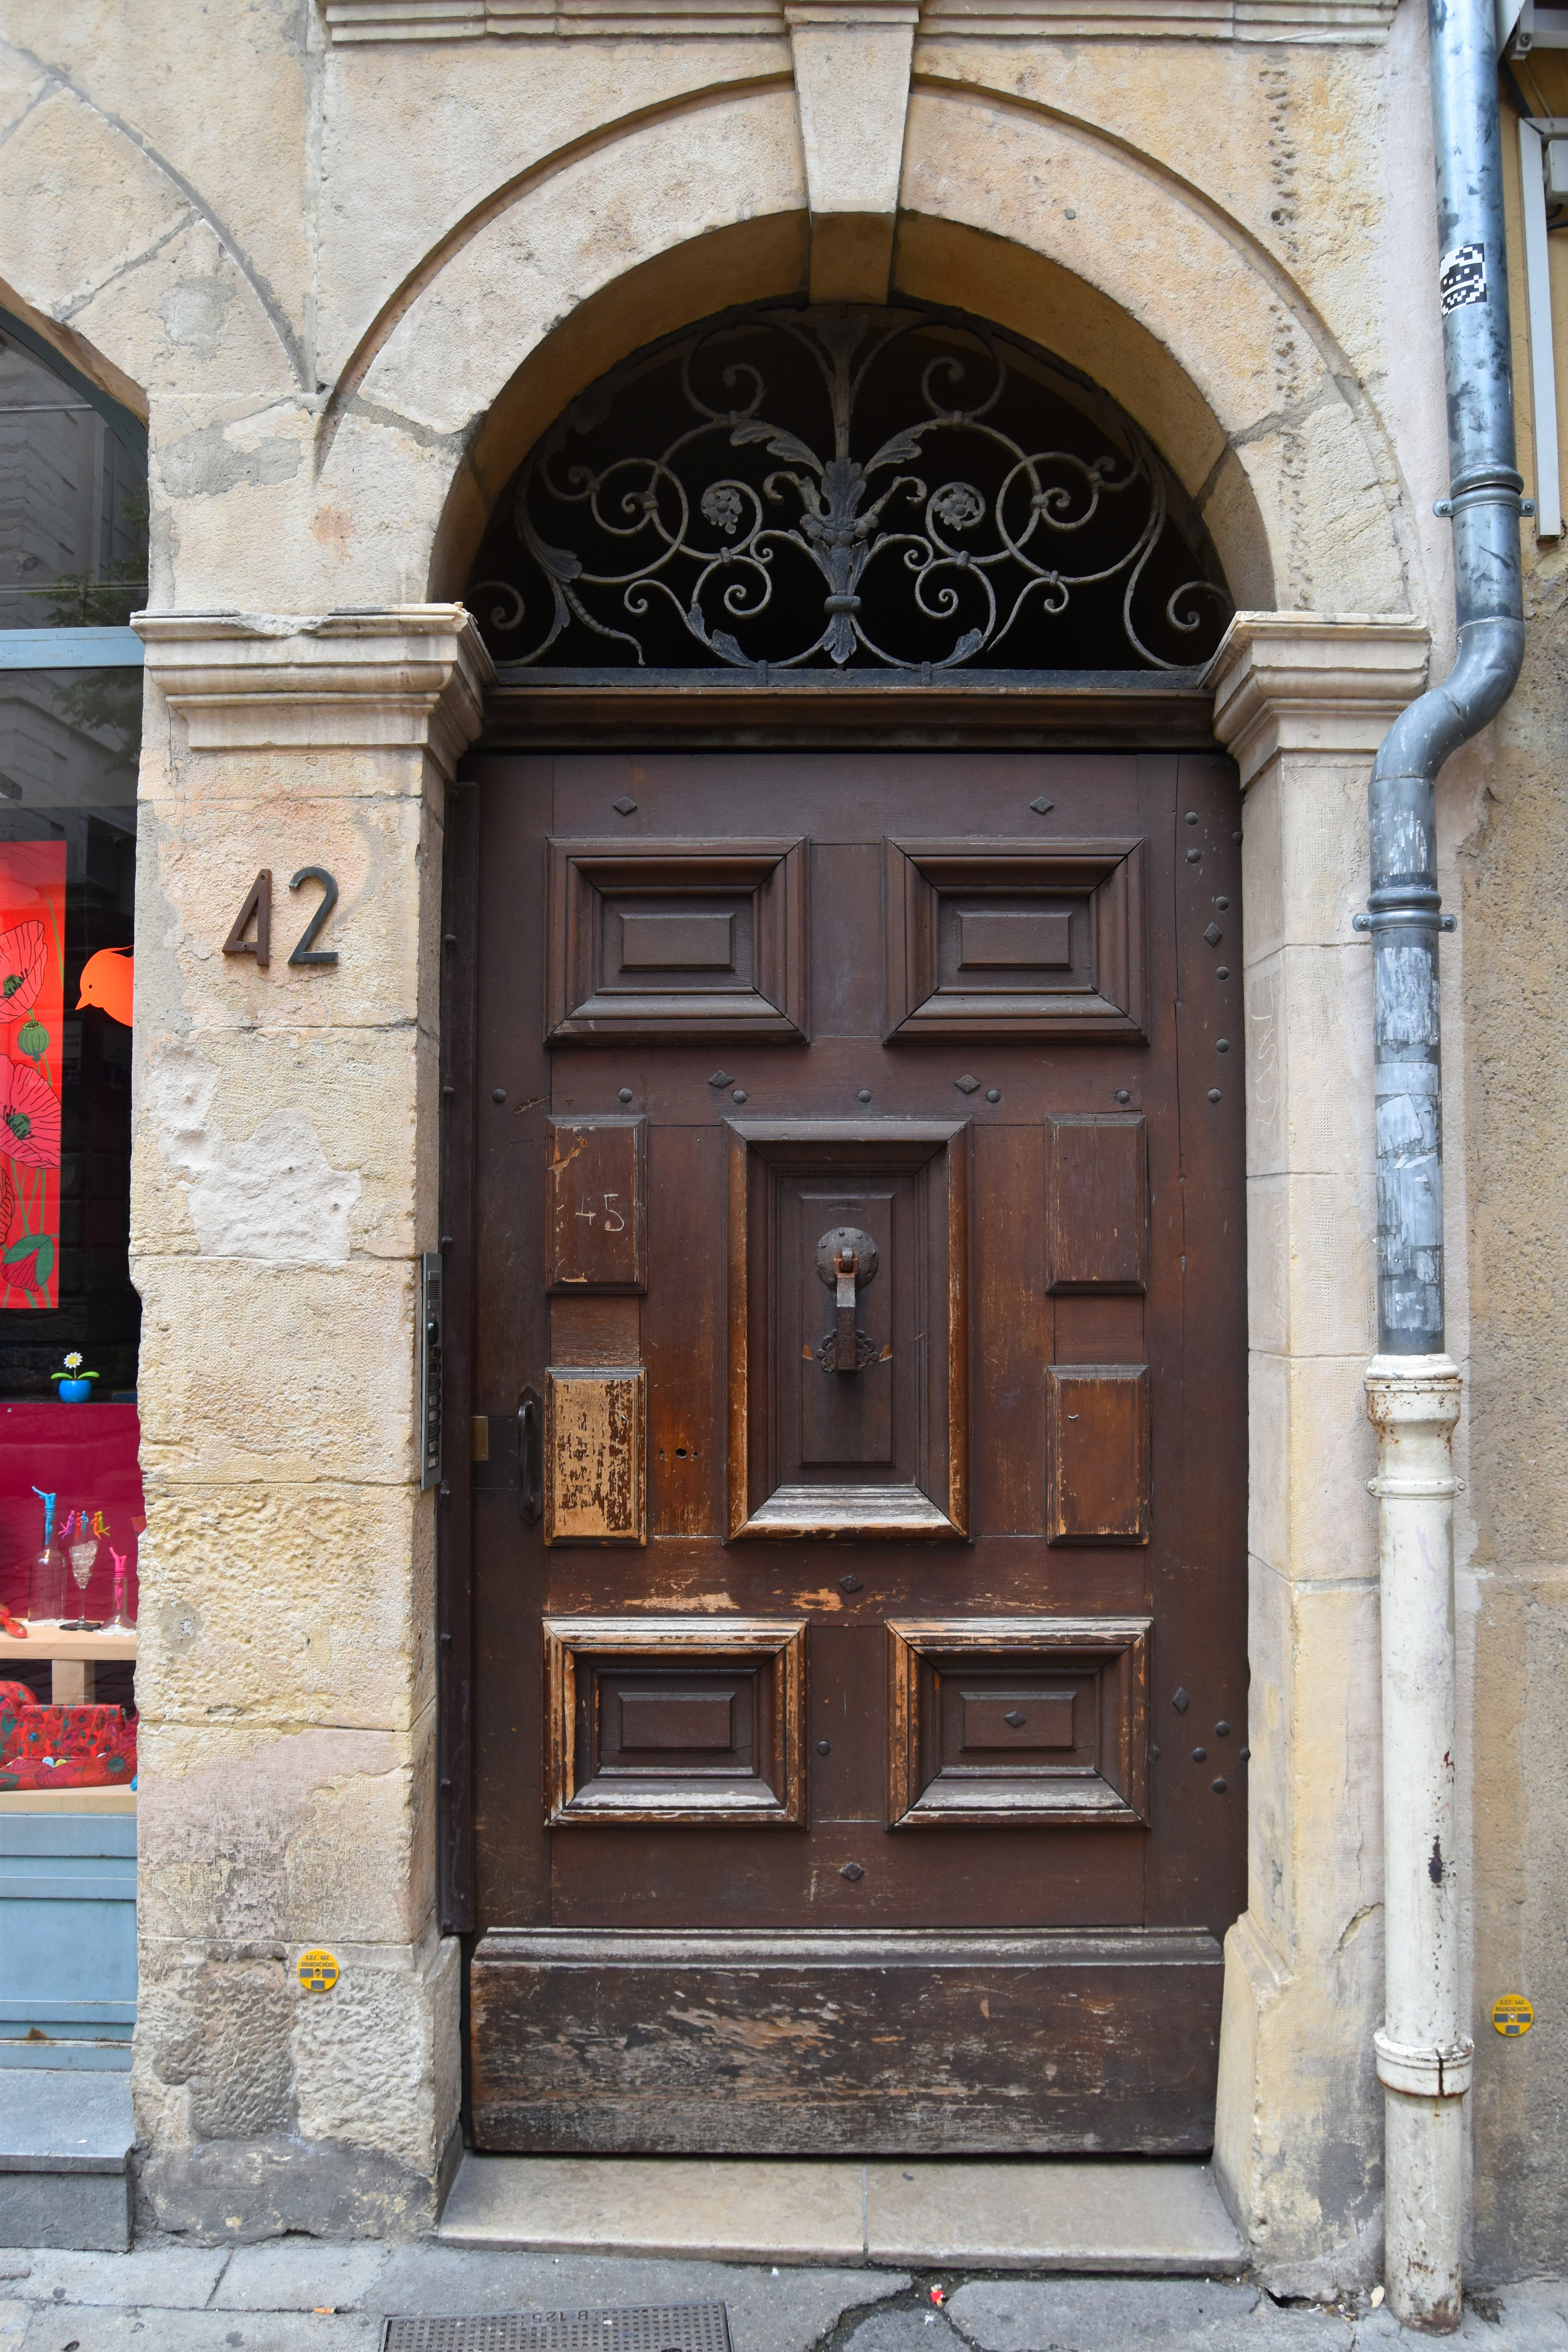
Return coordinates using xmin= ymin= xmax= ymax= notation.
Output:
xmin=518 ymin=1387 xmax=543 ymax=1525
xmin=833 ymin=1251 xmax=859 ymax=1371
xmin=815 ymin=1224 xmax=880 ymax=1374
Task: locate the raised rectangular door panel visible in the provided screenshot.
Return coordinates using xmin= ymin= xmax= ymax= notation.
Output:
xmin=883 ymin=839 xmax=1147 ymax=1041
xmin=546 ymin=838 xmax=808 ymax=1040
xmin=886 ymin=1617 xmax=1152 ymax=1826
xmin=1047 ymin=1114 xmax=1148 ymax=1293
xmin=543 ymin=1616 xmax=806 ymax=1824
xmin=543 ymin=1368 xmax=646 ymax=1544
xmin=1046 ymin=1365 xmax=1151 ymax=1544
xmin=547 ymin=1118 xmax=647 ymax=1291
xmin=725 ymin=1119 xmax=969 ymax=1539
xmin=469 ymin=1928 xmax=1223 ymax=2153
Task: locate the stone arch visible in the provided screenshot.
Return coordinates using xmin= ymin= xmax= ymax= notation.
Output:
xmin=0 ymin=69 xmax=305 ymax=406
xmin=898 ymin=80 xmax=1419 ymax=619
xmin=0 ymin=53 xmax=1421 ymax=626
xmin=309 ymin=77 xmax=1415 ymax=626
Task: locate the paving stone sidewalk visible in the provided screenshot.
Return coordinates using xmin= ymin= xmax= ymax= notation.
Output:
xmin=0 ymin=2246 xmax=1561 ymax=2352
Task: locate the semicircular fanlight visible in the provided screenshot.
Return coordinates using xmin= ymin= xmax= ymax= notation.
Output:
xmin=466 ymin=303 xmax=1231 ymax=677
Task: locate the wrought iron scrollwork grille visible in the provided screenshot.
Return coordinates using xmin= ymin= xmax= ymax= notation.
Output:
xmin=468 ymin=304 xmax=1231 ymax=675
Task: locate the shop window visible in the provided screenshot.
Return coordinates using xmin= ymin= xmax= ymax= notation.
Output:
xmin=0 ymin=309 xmax=145 ymax=1822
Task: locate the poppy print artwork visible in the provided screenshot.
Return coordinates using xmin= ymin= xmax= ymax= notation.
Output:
xmin=0 ymin=844 xmax=65 ymax=1309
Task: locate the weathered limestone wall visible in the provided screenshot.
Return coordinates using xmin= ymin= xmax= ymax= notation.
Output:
xmin=0 ymin=0 xmax=1558 ymax=2276
xmin=1458 ymin=76 xmax=1568 ymax=2277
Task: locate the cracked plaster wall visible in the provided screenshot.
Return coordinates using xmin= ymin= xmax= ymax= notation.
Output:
xmin=0 ymin=0 xmax=1555 ymax=2273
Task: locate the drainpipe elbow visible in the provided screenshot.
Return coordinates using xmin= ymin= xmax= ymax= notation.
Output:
xmin=1373 ymin=615 xmax=1526 ymax=793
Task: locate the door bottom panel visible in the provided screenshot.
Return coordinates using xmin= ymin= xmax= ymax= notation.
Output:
xmin=469 ymin=1927 xmax=1223 ymax=2155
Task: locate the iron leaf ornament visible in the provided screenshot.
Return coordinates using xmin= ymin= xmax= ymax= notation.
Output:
xmin=469 ymin=306 xmax=1230 ymax=675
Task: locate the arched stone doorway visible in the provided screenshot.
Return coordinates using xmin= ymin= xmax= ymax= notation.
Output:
xmin=444 ymin=301 xmax=1248 ymax=2155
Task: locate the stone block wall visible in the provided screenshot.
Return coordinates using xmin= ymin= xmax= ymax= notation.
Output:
xmin=1210 ymin=616 xmax=1427 ymax=2298
xmin=125 ymin=613 xmax=487 ymax=2237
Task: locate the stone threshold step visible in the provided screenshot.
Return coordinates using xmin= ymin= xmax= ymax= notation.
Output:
xmin=0 ymin=2070 xmax=132 ymax=2252
xmin=439 ymin=2154 xmax=1246 ymax=2273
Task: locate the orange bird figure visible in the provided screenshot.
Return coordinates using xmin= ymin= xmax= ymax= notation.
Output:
xmin=77 ymin=946 xmax=133 ymax=1028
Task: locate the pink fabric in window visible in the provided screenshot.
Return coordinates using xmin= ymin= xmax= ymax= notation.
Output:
xmin=0 ymin=1402 xmax=141 ymax=1626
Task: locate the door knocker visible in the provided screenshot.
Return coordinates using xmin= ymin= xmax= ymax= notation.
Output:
xmin=815 ymin=1226 xmax=881 ymax=1372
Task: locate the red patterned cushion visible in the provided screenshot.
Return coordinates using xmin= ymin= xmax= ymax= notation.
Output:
xmin=0 ymin=1729 xmax=135 ymax=1789
xmin=4 ymin=1703 xmax=120 ymax=1761
xmin=0 ymin=1682 xmax=30 ymax=1751
xmin=0 ymin=1698 xmax=135 ymax=1789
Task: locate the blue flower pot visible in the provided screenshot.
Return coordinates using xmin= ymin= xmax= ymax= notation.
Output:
xmin=57 ymin=1379 xmax=93 ymax=1402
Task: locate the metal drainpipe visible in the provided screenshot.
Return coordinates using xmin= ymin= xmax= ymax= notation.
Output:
xmin=1360 ymin=0 xmax=1526 ymax=2328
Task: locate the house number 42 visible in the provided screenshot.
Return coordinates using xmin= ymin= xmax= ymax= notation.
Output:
xmin=223 ymin=867 xmax=339 ymax=971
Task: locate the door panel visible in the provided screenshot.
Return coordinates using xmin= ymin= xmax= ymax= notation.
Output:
xmin=1045 ymin=1365 xmax=1151 ymax=1544
xmin=1047 ymin=1113 xmax=1149 ymax=1291
xmin=882 ymin=838 xmax=1147 ymax=1040
xmin=541 ymin=1368 xmax=646 ymax=1545
xmin=464 ymin=746 xmax=1246 ymax=2151
xmin=469 ymin=1929 xmax=1223 ymax=2155
xmin=543 ymin=1616 xmax=806 ymax=1826
xmin=885 ymin=1616 xmax=1151 ymax=1826
xmin=726 ymin=1119 xmax=968 ymax=1539
xmin=546 ymin=1117 xmax=647 ymax=1291
xmin=545 ymin=838 xmax=809 ymax=1040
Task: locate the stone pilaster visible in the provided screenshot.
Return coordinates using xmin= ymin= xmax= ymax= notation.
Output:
xmin=1207 ymin=613 xmax=1431 ymax=2297
xmin=127 ymin=607 xmax=491 ymax=2239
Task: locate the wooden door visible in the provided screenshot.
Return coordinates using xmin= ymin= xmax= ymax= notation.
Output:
xmin=459 ymin=745 xmax=1245 ymax=2154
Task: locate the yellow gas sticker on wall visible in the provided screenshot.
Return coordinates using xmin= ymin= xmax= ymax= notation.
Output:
xmin=1491 ymin=1994 xmax=1534 ymax=2037
xmin=297 ymin=1949 xmax=340 ymax=1995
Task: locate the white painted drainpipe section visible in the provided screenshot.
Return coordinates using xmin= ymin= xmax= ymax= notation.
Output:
xmin=1366 ymin=1362 xmax=1469 ymax=2329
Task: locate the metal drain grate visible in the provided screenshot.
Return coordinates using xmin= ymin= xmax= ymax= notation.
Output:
xmin=381 ymin=2304 xmax=733 ymax=2352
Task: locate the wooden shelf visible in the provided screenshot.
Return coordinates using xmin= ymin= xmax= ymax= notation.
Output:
xmin=0 ymin=1625 xmax=137 ymax=1663
xmin=0 ymin=1787 xmax=134 ymax=1813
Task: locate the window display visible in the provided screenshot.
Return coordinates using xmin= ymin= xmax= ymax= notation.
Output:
xmin=0 ymin=310 xmax=145 ymax=1813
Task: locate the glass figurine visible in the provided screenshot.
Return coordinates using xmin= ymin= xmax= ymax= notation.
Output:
xmin=27 ymin=1489 xmax=65 ymax=1624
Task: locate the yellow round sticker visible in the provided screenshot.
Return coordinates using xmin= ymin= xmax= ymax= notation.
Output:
xmin=1491 ymin=1994 xmax=1534 ymax=2038
xmin=297 ymin=1949 xmax=340 ymax=1995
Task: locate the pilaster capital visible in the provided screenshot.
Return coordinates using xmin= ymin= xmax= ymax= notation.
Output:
xmin=1205 ymin=613 xmax=1431 ymax=792
xmin=132 ymin=605 xmax=495 ymax=779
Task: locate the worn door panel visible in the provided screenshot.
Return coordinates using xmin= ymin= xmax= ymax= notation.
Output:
xmin=470 ymin=1929 xmax=1223 ymax=2155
